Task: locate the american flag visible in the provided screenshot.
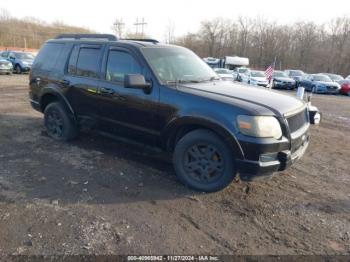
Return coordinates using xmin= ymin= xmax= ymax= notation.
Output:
xmin=264 ymin=64 xmax=274 ymax=82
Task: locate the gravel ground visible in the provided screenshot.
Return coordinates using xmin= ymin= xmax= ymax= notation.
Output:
xmin=0 ymin=75 xmax=349 ymax=256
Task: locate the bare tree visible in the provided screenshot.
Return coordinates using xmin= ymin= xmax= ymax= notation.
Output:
xmin=164 ymin=20 xmax=176 ymax=44
xmin=111 ymin=18 xmax=125 ymax=38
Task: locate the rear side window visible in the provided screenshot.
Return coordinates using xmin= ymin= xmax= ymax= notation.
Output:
xmin=75 ymin=47 xmax=101 ymax=78
xmin=106 ymin=50 xmax=141 ymax=82
xmin=33 ymin=43 xmax=65 ymax=71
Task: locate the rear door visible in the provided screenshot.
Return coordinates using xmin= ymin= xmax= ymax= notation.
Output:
xmin=97 ymin=46 xmax=160 ymax=145
xmin=64 ymin=44 xmax=105 ymax=120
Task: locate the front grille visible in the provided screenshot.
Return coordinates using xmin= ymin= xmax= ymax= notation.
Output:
xmin=286 ymin=108 xmax=308 ymax=133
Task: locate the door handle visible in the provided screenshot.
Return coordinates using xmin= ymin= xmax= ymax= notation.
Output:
xmin=100 ymin=87 xmax=115 ymax=95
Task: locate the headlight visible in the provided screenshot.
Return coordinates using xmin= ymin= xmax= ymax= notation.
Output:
xmin=237 ymin=115 xmax=282 ymax=139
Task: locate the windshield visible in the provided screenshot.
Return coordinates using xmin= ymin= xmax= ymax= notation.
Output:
xmin=251 ymin=71 xmax=265 ymax=77
xmin=326 ymin=74 xmax=343 ymax=81
xmin=238 ymin=68 xmax=249 ymax=74
xmin=142 ymin=47 xmax=217 ymax=83
xmin=15 ymin=52 xmax=35 ymax=60
xmin=273 ymin=71 xmax=288 ymax=78
xmin=289 ymin=70 xmax=303 ymax=77
xmin=313 ymin=75 xmax=332 ymax=82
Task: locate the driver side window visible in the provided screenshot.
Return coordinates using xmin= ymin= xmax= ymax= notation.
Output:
xmin=106 ymin=50 xmax=142 ymax=83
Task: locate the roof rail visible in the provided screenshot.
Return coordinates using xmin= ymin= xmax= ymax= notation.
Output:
xmin=122 ymin=38 xmax=159 ymax=44
xmin=55 ymin=34 xmax=118 ymax=41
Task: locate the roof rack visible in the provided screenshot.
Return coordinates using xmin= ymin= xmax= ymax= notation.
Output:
xmin=55 ymin=34 xmax=118 ymax=41
xmin=122 ymin=38 xmax=159 ymax=44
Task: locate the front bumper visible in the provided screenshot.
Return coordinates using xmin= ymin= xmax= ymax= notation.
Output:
xmin=274 ymin=82 xmax=295 ymax=89
xmin=0 ymin=69 xmax=12 ymax=74
xmin=236 ymin=128 xmax=310 ymax=181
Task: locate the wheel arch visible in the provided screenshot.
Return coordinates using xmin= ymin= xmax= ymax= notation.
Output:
xmin=39 ymin=87 xmax=76 ymax=120
xmin=163 ymin=117 xmax=244 ymax=160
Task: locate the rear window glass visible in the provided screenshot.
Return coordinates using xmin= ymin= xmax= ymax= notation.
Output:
xmin=33 ymin=43 xmax=65 ymax=71
xmin=75 ymin=47 xmax=101 ymax=78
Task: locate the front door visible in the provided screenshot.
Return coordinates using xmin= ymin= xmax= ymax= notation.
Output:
xmin=97 ymin=46 xmax=160 ymax=145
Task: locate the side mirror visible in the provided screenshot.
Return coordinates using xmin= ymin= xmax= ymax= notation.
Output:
xmin=9 ymin=56 xmax=15 ymax=60
xmin=124 ymin=74 xmax=151 ymax=91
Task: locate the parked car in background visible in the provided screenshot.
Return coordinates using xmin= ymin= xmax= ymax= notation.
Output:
xmin=214 ymin=68 xmax=234 ymax=81
xmin=338 ymin=80 xmax=350 ymax=96
xmin=321 ymin=73 xmax=344 ymax=83
xmin=0 ymin=57 xmax=13 ymax=75
xmin=233 ymin=67 xmax=250 ymax=82
xmin=284 ymin=69 xmax=305 ymax=87
xmin=299 ymin=74 xmax=340 ymax=94
xmin=272 ymin=71 xmax=296 ymax=89
xmin=1 ymin=51 xmax=35 ymax=74
xmin=246 ymin=70 xmax=269 ymax=87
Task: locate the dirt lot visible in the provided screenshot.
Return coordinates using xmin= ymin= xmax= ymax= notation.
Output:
xmin=0 ymin=74 xmax=349 ymax=256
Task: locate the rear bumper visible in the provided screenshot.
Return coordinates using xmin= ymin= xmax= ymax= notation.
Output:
xmin=30 ymin=99 xmax=41 ymax=112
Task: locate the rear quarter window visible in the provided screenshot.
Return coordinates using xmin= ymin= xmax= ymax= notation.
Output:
xmin=33 ymin=43 xmax=65 ymax=72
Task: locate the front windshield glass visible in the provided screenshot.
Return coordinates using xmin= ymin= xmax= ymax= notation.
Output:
xmin=15 ymin=52 xmax=35 ymax=60
xmin=238 ymin=68 xmax=249 ymax=74
xmin=289 ymin=70 xmax=303 ymax=77
xmin=251 ymin=71 xmax=265 ymax=77
xmin=327 ymin=74 xmax=343 ymax=81
xmin=142 ymin=47 xmax=217 ymax=83
xmin=273 ymin=71 xmax=288 ymax=78
xmin=313 ymin=75 xmax=332 ymax=82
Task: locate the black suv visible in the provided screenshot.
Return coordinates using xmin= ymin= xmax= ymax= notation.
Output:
xmin=29 ymin=34 xmax=311 ymax=192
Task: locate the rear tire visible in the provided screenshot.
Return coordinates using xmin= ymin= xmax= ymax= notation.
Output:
xmin=44 ymin=102 xmax=78 ymax=141
xmin=173 ymin=129 xmax=236 ymax=192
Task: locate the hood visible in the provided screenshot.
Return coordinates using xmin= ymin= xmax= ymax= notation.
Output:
xmin=218 ymin=73 xmax=233 ymax=78
xmin=274 ymin=77 xmax=295 ymax=82
xmin=0 ymin=59 xmax=11 ymax=64
xmin=179 ymin=81 xmax=305 ymax=116
xmin=251 ymin=77 xmax=268 ymax=82
xmin=315 ymin=81 xmax=339 ymax=87
xmin=22 ymin=59 xmax=34 ymax=63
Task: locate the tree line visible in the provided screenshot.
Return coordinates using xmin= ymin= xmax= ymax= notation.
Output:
xmin=0 ymin=9 xmax=92 ymax=50
xmin=174 ymin=16 xmax=350 ymax=76
xmin=1 ymin=7 xmax=349 ymax=76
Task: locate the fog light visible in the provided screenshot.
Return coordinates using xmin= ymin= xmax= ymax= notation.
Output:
xmin=260 ymin=153 xmax=278 ymax=162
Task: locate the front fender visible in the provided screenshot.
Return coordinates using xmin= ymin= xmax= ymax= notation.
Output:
xmin=162 ymin=114 xmax=244 ymax=159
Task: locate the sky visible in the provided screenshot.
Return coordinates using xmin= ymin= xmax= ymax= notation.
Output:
xmin=1 ymin=0 xmax=350 ymax=41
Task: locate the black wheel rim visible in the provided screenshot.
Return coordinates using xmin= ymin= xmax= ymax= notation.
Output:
xmin=183 ymin=143 xmax=225 ymax=183
xmin=46 ymin=109 xmax=63 ymax=138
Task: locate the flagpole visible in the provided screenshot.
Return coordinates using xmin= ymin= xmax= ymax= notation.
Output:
xmin=269 ymin=57 xmax=277 ymax=89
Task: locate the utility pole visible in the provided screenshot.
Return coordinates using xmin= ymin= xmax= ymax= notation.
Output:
xmin=134 ymin=17 xmax=147 ymax=38
xmin=112 ymin=18 xmax=125 ymax=38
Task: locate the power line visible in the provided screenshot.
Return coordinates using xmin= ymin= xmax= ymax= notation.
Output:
xmin=134 ymin=17 xmax=147 ymax=37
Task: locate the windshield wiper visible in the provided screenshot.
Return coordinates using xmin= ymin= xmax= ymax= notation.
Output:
xmin=165 ymin=79 xmax=201 ymax=84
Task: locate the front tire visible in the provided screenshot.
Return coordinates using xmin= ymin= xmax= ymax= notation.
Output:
xmin=173 ymin=129 xmax=237 ymax=192
xmin=14 ymin=65 xmax=21 ymax=74
xmin=44 ymin=102 xmax=78 ymax=141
